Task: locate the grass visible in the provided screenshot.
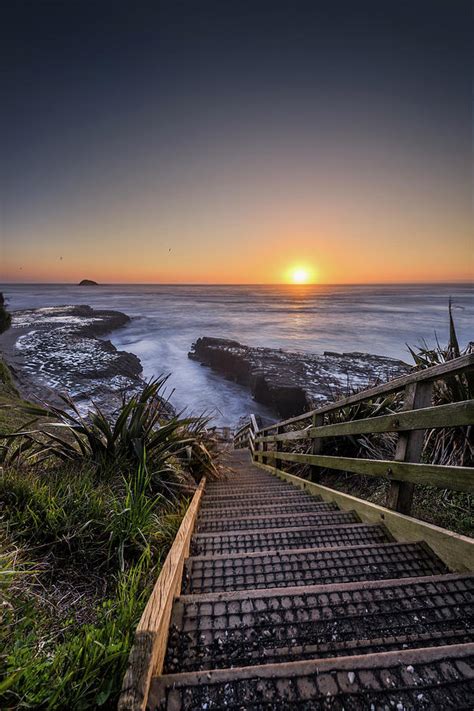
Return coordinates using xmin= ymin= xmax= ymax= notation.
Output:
xmin=0 ymin=361 xmax=220 ymax=709
xmin=1 ymin=550 xmax=154 ymax=709
xmin=0 ymin=355 xmax=28 ymax=437
xmin=0 ymin=456 xmax=190 ymax=709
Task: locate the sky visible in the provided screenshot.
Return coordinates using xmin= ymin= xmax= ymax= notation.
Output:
xmin=1 ymin=0 xmax=472 ymax=284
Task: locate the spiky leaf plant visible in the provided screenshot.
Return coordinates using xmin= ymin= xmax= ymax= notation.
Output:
xmin=1 ymin=377 xmax=219 ymax=482
xmin=407 ymin=299 xmax=473 ymax=466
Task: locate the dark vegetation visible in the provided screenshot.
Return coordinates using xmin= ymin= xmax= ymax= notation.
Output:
xmin=0 ymin=372 xmax=220 ymax=709
xmin=278 ymin=304 xmax=473 ymax=535
xmin=0 ymin=292 xmax=12 ymax=334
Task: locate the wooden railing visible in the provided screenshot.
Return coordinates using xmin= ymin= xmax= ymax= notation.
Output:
xmin=234 ymin=414 xmax=260 ymax=454
xmin=234 ymin=353 xmax=474 ymax=516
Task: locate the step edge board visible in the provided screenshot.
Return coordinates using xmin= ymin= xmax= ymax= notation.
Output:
xmin=186 ymin=538 xmax=424 ymax=563
xmin=176 ymin=571 xmax=471 ymax=603
xmin=150 ymin=642 xmax=474 ymax=689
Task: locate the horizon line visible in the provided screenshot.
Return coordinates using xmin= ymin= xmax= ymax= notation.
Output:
xmin=0 ymin=280 xmax=473 ymax=287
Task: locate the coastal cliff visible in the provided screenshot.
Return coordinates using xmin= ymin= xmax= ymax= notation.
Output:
xmin=189 ymin=336 xmax=410 ymax=418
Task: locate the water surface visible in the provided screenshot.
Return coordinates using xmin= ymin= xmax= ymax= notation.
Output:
xmin=2 ymin=283 xmax=472 ymax=425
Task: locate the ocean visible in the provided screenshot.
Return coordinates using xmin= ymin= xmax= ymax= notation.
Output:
xmin=1 ymin=283 xmax=472 ymax=426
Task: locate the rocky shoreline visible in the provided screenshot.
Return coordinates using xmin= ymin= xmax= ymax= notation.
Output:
xmin=0 ymin=305 xmax=146 ymax=414
xmin=189 ymin=337 xmax=410 ymax=418
xmin=1 ymin=306 xmax=412 ymax=423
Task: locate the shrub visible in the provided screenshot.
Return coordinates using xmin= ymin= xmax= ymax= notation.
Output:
xmin=0 ymin=293 xmax=11 ymax=334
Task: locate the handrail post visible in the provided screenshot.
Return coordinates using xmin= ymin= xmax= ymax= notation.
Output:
xmin=254 ymin=426 xmax=261 ymax=462
xmin=387 ymin=380 xmax=433 ymax=514
xmin=261 ymin=435 xmax=268 ymax=465
xmin=275 ymin=425 xmax=282 ymax=463
xmin=310 ymin=414 xmax=324 ymax=481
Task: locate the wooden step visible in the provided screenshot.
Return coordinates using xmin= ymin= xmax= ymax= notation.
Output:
xmin=195 ymin=509 xmax=360 ymax=533
xmin=202 ymin=488 xmax=303 ymax=501
xmin=200 ymin=489 xmax=312 ymax=505
xmin=204 ymin=485 xmax=300 ymax=497
xmin=165 ymin=573 xmax=473 ymax=672
xmin=200 ymin=493 xmax=321 ymax=512
xmin=150 ymin=643 xmax=474 ymax=710
xmin=183 ymin=541 xmax=447 ymax=594
xmin=198 ymin=500 xmax=334 ymax=520
xmin=205 ymin=478 xmax=289 ymax=489
xmin=190 ymin=522 xmax=390 ymax=556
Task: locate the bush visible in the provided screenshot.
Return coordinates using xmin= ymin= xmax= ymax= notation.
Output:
xmin=0 ymin=292 xmax=11 ymax=334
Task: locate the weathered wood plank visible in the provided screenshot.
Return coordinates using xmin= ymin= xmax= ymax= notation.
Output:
xmin=387 ymin=381 xmax=433 ymax=514
xmin=254 ymin=450 xmax=474 ymax=493
xmin=260 ymin=353 xmax=474 ymax=433
xmin=310 ymin=413 xmax=324 ymax=481
xmin=257 ymin=399 xmax=474 ymax=443
xmin=250 ymin=414 xmax=259 ymax=433
xmin=118 ymin=478 xmax=206 ymax=711
xmin=254 ymin=461 xmax=474 ymax=572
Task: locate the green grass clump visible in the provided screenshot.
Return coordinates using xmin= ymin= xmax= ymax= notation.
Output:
xmin=0 ymin=357 xmax=36 ymax=456
xmin=0 ymin=465 xmax=108 ymax=558
xmin=0 ymin=357 xmax=17 ymax=398
xmin=0 ymin=459 xmax=187 ymax=709
xmin=1 ymin=553 xmax=154 ymax=710
xmin=0 ymin=377 xmax=220 ymax=709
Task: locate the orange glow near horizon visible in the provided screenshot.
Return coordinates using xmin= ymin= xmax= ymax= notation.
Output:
xmin=1 ymin=206 xmax=473 ymax=285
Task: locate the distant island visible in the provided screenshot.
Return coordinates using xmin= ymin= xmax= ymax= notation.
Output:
xmin=78 ymin=279 xmax=98 ymax=286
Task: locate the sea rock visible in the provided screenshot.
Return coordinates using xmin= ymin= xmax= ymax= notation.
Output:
xmin=189 ymin=337 xmax=410 ymax=418
xmin=0 ymin=305 xmax=149 ymax=416
xmin=78 ymin=279 xmax=98 ymax=286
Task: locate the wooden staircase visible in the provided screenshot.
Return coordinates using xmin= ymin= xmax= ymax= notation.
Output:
xmin=120 ymin=355 xmax=474 ymax=710
xmin=142 ymin=448 xmax=473 ymax=709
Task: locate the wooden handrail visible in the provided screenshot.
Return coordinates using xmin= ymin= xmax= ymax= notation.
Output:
xmin=119 ymin=478 xmax=206 ymax=711
xmin=258 ymin=352 xmax=474 ymax=434
xmin=235 ymin=354 xmax=474 ymax=515
xmin=255 ymin=450 xmax=474 ymax=494
xmin=257 ymin=400 xmax=474 ymax=443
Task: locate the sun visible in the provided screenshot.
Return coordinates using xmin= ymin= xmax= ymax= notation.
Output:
xmin=290 ymin=266 xmax=311 ymax=284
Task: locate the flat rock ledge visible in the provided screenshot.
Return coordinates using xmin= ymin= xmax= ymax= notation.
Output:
xmin=189 ymin=337 xmax=410 ymax=419
xmin=0 ymin=305 xmax=146 ymax=415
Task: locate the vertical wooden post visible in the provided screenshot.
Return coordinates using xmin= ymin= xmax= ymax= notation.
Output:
xmin=275 ymin=425 xmax=282 ymax=467
xmin=250 ymin=416 xmax=259 ymax=462
xmin=262 ymin=436 xmax=268 ymax=465
xmin=310 ymin=414 xmax=324 ymax=481
xmin=387 ymin=380 xmax=433 ymax=514
xmin=254 ymin=428 xmax=261 ymax=463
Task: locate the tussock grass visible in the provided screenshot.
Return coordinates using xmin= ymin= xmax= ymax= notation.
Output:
xmin=0 ymin=368 xmax=221 ymax=709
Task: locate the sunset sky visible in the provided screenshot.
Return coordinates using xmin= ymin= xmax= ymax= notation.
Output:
xmin=1 ymin=1 xmax=472 ymax=284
